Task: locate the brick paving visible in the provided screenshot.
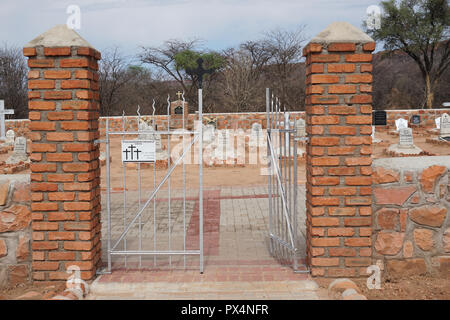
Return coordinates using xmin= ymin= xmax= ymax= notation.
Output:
xmin=88 ymin=184 xmax=328 ymax=299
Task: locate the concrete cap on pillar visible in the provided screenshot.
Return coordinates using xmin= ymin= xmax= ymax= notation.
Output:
xmin=24 ymin=24 xmax=93 ymax=48
xmin=311 ymin=22 xmax=374 ymax=44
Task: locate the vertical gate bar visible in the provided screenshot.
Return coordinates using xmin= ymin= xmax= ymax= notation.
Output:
xmin=153 ymin=159 xmax=157 ymax=267
xmin=182 ymin=94 xmax=187 ymax=269
xmin=283 ymin=108 xmax=288 ymax=263
xmin=266 ymin=88 xmax=273 ymax=255
xmin=137 ymin=111 xmax=142 ymax=268
xmin=279 ymin=101 xmax=284 ymax=262
xmin=167 ymin=96 xmax=172 ymax=267
xmin=199 ymin=88 xmax=204 ymax=274
xmin=152 ymin=100 xmax=157 ymax=267
xmin=287 ymin=119 xmax=295 ymax=266
xmin=275 ymin=97 xmax=281 ymax=260
xmin=122 ymin=113 xmax=127 ymax=267
xmin=293 ymin=129 xmax=298 ymax=271
xmin=271 ymin=94 xmax=276 ymax=257
xmin=106 ymin=119 xmax=112 ymax=272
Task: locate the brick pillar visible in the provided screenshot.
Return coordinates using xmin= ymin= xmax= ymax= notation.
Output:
xmin=23 ymin=25 xmax=102 ymax=281
xmin=303 ymin=22 xmax=376 ymax=277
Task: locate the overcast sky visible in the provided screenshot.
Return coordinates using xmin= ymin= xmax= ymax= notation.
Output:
xmin=1 ymin=0 xmax=380 ymax=56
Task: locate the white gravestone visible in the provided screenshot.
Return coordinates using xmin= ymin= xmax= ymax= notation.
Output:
xmin=0 ymin=100 xmax=14 ymax=140
xmin=203 ymin=124 xmax=215 ymax=144
xmin=249 ymin=123 xmax=264 ymax=147
xmin=137 ymin=119 xmax=166 ymax=160
xmin=5 ymin=130 xmax=15 ymax=145
xmin=440 ymin=113 xmax=450 ymax=138
xmin=435 ymin=117 xmax=441 ymax=129
xmin=6 ymin=136 xmax=28 ymax=164
xmin=395 ymin=118 xmax=408 ymax=131
xmin=387 ymin=126 xmax=422 ymax=155
xmin=398 ymin=128 xmax=414 ymax=148
xmin=296 ymin=119 xmax=306 ymax=137
xmin=371 ymin=126 xmax=381 ymax=143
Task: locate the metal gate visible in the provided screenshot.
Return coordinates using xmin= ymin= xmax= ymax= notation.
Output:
xmin=102 ymin=92 xmax=204 ymax=273
xmin=266 ymin=88 xmax=307 ymax=272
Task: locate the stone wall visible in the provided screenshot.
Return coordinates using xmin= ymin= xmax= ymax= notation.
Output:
xmin=372 ymin=157 xmax=450 ymax=277
xmin=0 ymin=175 xmax=31 ymax=288
xmin=6 ymin=107 xmax=450 ymax=137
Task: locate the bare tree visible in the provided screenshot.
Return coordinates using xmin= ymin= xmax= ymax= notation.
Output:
xmin=98 ymin=47 xmax=142 ymax=116
xmin=220 ymin=49 xmax=263 ymax=112
xmin=262 ymin=25 xmax=308 ymax=110
xmin=0 ymin=44 xmax=28 ymax=119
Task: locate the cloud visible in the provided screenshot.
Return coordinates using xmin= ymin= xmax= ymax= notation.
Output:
xmin=0 ymin=0 xmax=377 ymax=54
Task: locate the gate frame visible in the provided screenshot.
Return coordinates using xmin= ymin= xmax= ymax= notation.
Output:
xmin=266 ymin=88 xmax=308 ymax=273
xmin=102 ymin=93 xmax=204 ymax=274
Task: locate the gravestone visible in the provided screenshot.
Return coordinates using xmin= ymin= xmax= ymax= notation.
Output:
xmin=249 ymin=123 xmax=264 ymax=147
xmin=372 ymin=126 xmax=381 ymax=143
xmin=170 ymin=92 xmax=189 ymax=129
xmin=372 ymin=110 xmax=387 ymax=125
xmin=398 ymin=128 xmax=413 ymax=148
xmin=6 ymin=136 xmax=28 ymax=164
xmin=0 ymin=100 xmax=14 ymax=140
xmin=214 ymin=130 xmax=238 ymax=161
xmin=411 ymin=115 xmax=420 ymax=125
xmin=435 ymin=117 xmax=441 ymax=129
xmin=387 ymin=127 xmax=423 ymax=155
xmin=138 ymin=119 xmax=156 ymax=141
xmin=203 ymin=124 xmax=215 ymax=144
xmin=395 ymin=118 xmax=408 ymax=131
xmin=440 ymin=113 xmax=450 ymax=138
xmin=5 ymin=130 xmax=15 ymax=145
xmin=296 ymin=119 xmax=306 ymax=137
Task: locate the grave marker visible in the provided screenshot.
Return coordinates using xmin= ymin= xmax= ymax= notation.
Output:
xmin=296 ymin=119 xmax=306 ymax=137
xmin=0 ymin=100 xmax=14 ymax=140
xmin=435 ymin=117 xmax=441 ymax=129
xmin=5 ymin=129 xmax=15 ymax=145
xmin=372 ymin=110 xmax=387 ymax=125
xmin=6 ymin=136 xmax=28 ymax=164
xmin=398 ymin=128 xmax=414 ymax=148
xmin=249 ymin=123 xmax=264 ymax=147
xmin=440 ymin=113 xmax=450 ymax=138
xmin=411 ymin=115 xmax=420 ymax=125
xmin=395 ymin=118 xmax=408 ymax=131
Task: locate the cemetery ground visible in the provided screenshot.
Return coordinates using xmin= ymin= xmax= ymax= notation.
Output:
xmin=1 ymin=127 xmax=449 ymax=300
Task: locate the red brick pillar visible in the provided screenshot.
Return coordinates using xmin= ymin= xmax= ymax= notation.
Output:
xmin=23 ymin=25 xmax=102 ymax=281
xmin=303 ymin=22 xmax=375 ymax=277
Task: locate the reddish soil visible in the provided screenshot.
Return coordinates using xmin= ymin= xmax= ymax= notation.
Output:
xmin=0 ymin=282 xmax=65 ymax=300
xmin=316 ymin=275 xmax=450 ymax=300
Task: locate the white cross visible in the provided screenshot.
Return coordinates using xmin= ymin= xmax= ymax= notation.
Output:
xmin=0 ymin=100 xmax=14 ymax=139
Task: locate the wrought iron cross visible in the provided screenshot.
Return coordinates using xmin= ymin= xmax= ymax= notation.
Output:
xmin=186 ymin=58 xmax=214 ymax=89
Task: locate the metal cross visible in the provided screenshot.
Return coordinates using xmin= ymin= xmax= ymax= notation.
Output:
xmin=185 ymin=58 xmax=214 ymax=89
xmin=176 ymin=91 xmax=183 ymax=100
xmin=0 ymin=100 xmax=14 ymax=140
